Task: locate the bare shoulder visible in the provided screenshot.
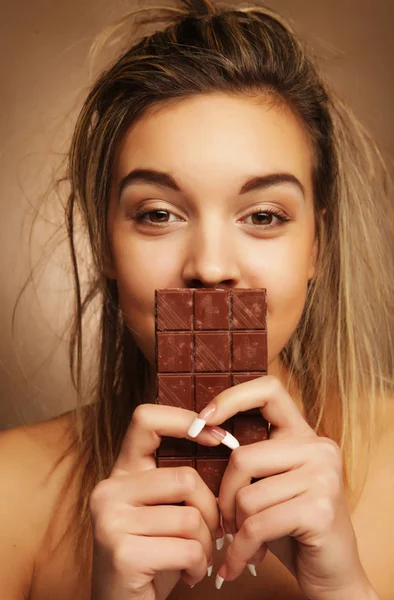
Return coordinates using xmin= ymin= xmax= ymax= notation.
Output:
xmin=0 ymin=410 xmax=79 ymax=599
xmin=351 ymin=393 xmax=394 ymax=598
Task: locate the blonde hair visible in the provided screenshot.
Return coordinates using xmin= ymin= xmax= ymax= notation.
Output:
xmin=21 ymin=0 xmax=393 ymax=587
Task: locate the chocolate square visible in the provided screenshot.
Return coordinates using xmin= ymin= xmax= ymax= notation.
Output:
xmin=195 ymin=374 xmax=231 ymax=413
xmin=231 ymin=289 xmax=267 ymax=330
xmin=195 ymin=332 xmax=230 ymax=372
xmin=232 ymin=414 xmax=269 ymax=445
xmin=157 ymin=374 xmax=193 ymax=410
xmin=156 ymin=289 xmax=193 ymax=331
xmin=232 ymin=331 xmax=267 ymax=371
xmin=194 ymin=289 xmax=229 ymax=330
xmin=157 ymin=332 xmax=193 ymax=372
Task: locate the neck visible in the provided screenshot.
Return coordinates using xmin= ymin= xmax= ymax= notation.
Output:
xmin=268 ymin=356 xmax=304 ymax=416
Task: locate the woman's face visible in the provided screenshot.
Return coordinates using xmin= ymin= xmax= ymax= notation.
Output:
xmin=107 ymin=93 xmax=318 ymax=377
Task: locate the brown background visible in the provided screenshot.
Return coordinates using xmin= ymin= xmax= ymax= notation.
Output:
xmin=1 ymin=0 xmax=393 ymax=430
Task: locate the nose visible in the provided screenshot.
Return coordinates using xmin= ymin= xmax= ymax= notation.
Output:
xmin=181 ymin=219 xmax=241 ymax=288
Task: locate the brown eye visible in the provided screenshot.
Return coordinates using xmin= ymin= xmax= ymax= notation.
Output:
xmin=251 ymin=212 xmax=274 ymax=225
xmin=129 ymin=206 xmax=181 ymax=226
xmin=148 ymin=210 xmax=170 ymax=223
xmin=130 ymin=208 xmax=176 ymax=226
xmin=243 ymin=208 xmax=290 ymax=229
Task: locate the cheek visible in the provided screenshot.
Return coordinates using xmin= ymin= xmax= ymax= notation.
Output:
xmin=244 ymin=241 xmax=312 ymax=363
xmin=112 ymin=237 xmax=182 ymax=362
xmin=266 ymin=251 xmax=308 ymax=362
xmin=117 ymin=269 xmax=152 ymax=350
xmin=113 ymin=235 xmax=178 ymax=301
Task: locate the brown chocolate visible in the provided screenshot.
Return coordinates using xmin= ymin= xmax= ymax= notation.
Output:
xmin=155 ymin=288 xmax=269 ymax=497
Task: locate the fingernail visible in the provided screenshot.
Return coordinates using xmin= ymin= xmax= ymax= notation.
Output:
xmin=199 ymin=404 xmax=216 ymax=421
xmin=225 ymin=533 xmax=234 ymax=543
xmin=207 ymin=565 xmax=213 ymax=577
xmin=215 ymin=574 xmax=225 ymax=590
xmin=209 ymin=427 xmax=227 ymax=442
xmin=215 ymin=563 xmax=227 ymax=589
xmin=221 ymin=431 xmax=240 ymax=450
xmin=216 ymin=535 xmax=225 ymax=550
xmin=210 ymin=427 xmax=240 ymax=450
xmin=247 ymin=563 xmax=257 ymax=576
xmin=188 ymin=418 xmax=206 ymax=437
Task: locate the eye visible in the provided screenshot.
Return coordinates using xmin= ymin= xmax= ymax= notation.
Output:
xmin=242 ymin=208 xmax=290 ymax=228
xmin=130 ymin=208 xmax=179 ymax=225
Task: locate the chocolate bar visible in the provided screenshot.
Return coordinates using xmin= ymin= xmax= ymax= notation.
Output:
xmin=155 ymin=288 xmax=269 ymax=497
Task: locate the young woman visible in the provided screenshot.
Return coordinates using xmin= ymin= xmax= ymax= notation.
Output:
xmin=1 ymin=1 xmax=393 ymax=599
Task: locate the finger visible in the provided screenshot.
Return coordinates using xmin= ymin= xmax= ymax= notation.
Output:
xmin=218 ymin=439 xmax=313 ymax=529
xmin=219 ymin=493 xmax=310 ymax=582
xmin=234 ymin=468 xmax=308 ymax=529
xmin=188 ymin=375 xmax=313 ymax=440
xmin=113 ymin=504 xmax=213 ymax=559
xmin=133 ymin=466 xmax=221 ymax=537
xmin=246 ymin=543 xmax=268 ymax=574
xmin=96 ymin=466 xmax=220 ymax=539
xmin=230 ymin=468 xmax=308 ymax=542
xmin=123 ymin=534 xmax=210 ymax=584
xmin=113 ymin=404 xmax=230 ymax=475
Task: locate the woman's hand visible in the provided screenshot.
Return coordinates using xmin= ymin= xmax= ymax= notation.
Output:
xmin=89 ymin=404 xmax=226 ymax=600
xmin=188 ymin=375 xmax=377 ymax=600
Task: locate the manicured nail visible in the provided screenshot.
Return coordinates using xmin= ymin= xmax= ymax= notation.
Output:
xmin=207 ymin=565 xmax=213 ymax=577
xmin=221 ymin=431 xmax=239 ymax=450
xmin=215 ymin=574 xmax=225 ymax=590
xmin=216 ymin=535 xmax=225 ymax=550
xmin=215 ymin=564 xmax=227 ymax=589
xmin=198 ymin=404 xmax=217 ymax=421
xmin=225 ymin=533 xmax=234 ymax=543
xmin=188 ymin=405 xmax=217 ymax=438
xmin=247 ymin=563 xmax=257 ymax=576
xmin=210 ymin=427 xmax=240 ymax=450
xmin=188 ymin=418 xmax=206 ymax=438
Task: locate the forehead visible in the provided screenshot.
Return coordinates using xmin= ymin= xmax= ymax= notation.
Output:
xmin=114 ymin=93 xmax=314 ymax=194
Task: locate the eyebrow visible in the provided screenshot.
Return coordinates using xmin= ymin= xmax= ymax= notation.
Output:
xmin=118 ymin=168 xmax=305 ymax=199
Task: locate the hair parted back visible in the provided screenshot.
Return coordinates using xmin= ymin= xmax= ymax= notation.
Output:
xmin=32 ymin=0 xmax=393 ymax=585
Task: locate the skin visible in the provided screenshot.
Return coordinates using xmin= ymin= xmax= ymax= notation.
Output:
xmin=92 ymin=93 xmax=377 ymax=599
xmin=107 ymin=92 xmax=318 ymax=382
